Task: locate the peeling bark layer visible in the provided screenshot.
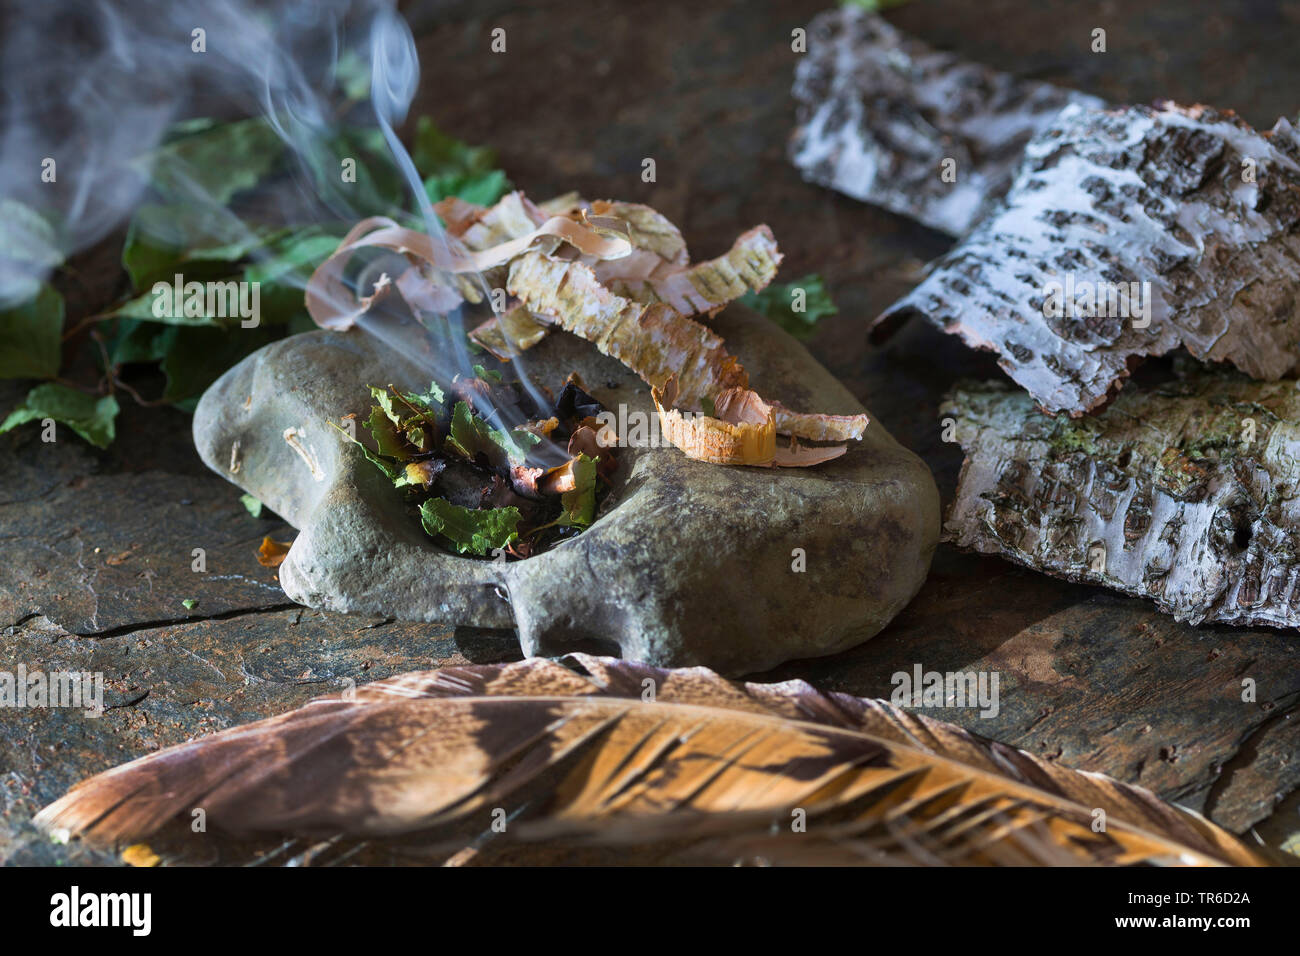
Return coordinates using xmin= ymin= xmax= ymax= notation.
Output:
xmin=942 ymin=373 xmax=1300 ymax=629
xmin=879 ymin=102 xmax=1300 ymax=415
xmin=790 ymin=7 xmax=1102 ymax=236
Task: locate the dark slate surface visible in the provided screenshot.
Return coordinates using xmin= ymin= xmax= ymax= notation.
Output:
xmin=3 ymin=0 xmax=1298 ymax=863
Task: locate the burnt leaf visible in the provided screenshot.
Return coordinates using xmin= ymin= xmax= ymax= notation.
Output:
xmin=256 ymin=536 xmax=292 ymax=568
xmin=554 ymin=379 xmax=604 ymax=424
xmin=418 ymin=497 xmax=520 ymax=556
xmin=394 ymin=457 xmax=447 ymax=490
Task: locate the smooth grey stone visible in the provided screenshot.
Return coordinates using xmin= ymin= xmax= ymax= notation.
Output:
xmin=193 ymin=307 xmax=939 ymax=674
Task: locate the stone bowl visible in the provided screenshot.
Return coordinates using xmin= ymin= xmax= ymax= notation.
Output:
xmin=193 ymin=306 xmax=939 ymax=674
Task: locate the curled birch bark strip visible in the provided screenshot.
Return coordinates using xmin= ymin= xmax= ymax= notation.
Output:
xmin=508 ymin=250 xmax=869 ymax=443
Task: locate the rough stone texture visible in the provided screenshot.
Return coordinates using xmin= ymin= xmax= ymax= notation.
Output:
xmin=790 ymin=8 xmax=1104 ymax=236
xmin=0 ymin=371 xmax=299 ymax=635
xmin=876 ymin=102 xmax=1300 ymax=415
xmin=942 ymin=373 xmax=1300 ymax=629
xmin=7 ymin=0 xmax=1300 ymax=863
xmin=192 ymin=307 xmax=940 ymax=675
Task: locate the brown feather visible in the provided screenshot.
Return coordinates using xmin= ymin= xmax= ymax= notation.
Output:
xmin=35 ymin=655 xmax=1271 ymax=866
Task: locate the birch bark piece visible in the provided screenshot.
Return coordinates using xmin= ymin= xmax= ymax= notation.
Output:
xmin=790 ymin=7 xmax=1103 ymax=237
xmin=877 ymin=102 xmax=1300 ymax=416
xmin=942 ymin=372 xmax=1300 ymax=629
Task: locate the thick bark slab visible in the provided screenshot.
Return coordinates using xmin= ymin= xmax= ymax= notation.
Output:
xmin=790 ymin=7 xmax=1102 ymax=237
xmin=878 ymin=102 xmax=1300 ymax=415
xmin=942 ymin=371 xmax=1300 ymax=629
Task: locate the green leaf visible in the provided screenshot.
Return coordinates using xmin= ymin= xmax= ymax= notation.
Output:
xmin=444 ymin=400 xmax=496 ymax=462
xmin=840 ymin=0 xmax=914 ymax=10
xmin=0 ymin=200 xmax=63 ymax=269
xmin=333 ymin=49 xmax=371 ymax=102
xmin=0 ymin=201 xmax=63 ymax=306
xmin=412 ymin=117 xmax=496 ymax=178
xmin=738 ymin=273 xmax=837 ymax=339
xmin=0 ymin=283 xmax=63 ymax=380
xmin=445 ymin=400 xmax=536 ymax=467
xmin=160 ymin=325 xmax=277 ymax=408
xmin=510 ymin=426 xmax=543 ymax=459
xmin=243 ymin=230 xmax=340 ymax=285
xmin=240 ymin=494 xmax=264 ymax=518
xmin=424 ymin=169 xmax=510 ymax=207
xmin=108 ymin=282 xmax=232 ymax=327
xmin=182 ymin=598 xmax=198 ymax=610
xmin=105 ymin=318 xmax=180 ymax=366
xmin=472 ymin=363 xmax=502 ymax=384
xmin=418 ymin=498 xmax=520 ymax=556
xmin=368 ymin=385 xmax=403 ymax=426
xmin=413 ymin=117 xmax=511 ymax=205
xmin=122 ymin=203 xmax=280 ymax=291
xmin=138 ymin=117 xmax=285 ymax=206
xmin=287 ymin=313 xmax=319 ymax=336
xmin=118 ymin=221 xmax=334 ymax=329
xmin=332 ymin=419 xmax=403 ymax=481
xmin=403 ymin=380 xmax=446 ymax=410
xmin=367 ymin=382 xmax=445 ymax=458
xmin=243 ymin=230 xmax=341 ymax=326
xmin=362 ymin=404 xmax=408 ymax=458
xmin=307 ymin=127 xmax=406 ymax=215
xmin=0 ymin=383 xmax=119 ymax=448
xmin=558 ymin=454 xmax=598 ymax=528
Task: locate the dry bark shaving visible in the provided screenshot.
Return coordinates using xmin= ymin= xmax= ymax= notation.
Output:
xmin=943 ymin=371 xmax=1300 ymax=629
